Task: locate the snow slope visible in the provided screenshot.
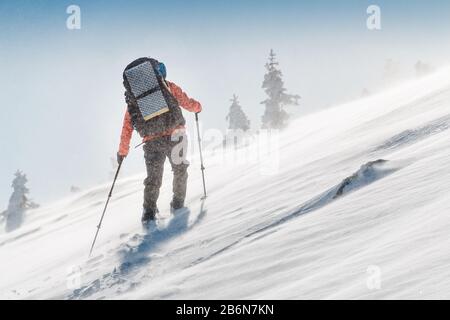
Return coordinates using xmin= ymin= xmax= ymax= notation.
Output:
xmin=1 ymin=68 xmax=450 ymax=299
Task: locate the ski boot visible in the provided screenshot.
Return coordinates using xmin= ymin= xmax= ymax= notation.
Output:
xmin=170 ymin=198 xmax=185 ymax=214
xmin=141 ymin=207 xmax=158 ymax=228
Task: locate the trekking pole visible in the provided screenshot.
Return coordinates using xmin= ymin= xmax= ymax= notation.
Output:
xmin=195 ymin=113 xmax=207 ymax=199
xmin=88 ymin=161 xmax=123 ymax=257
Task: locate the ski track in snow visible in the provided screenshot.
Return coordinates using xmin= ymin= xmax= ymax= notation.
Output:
xmin=2 ymin=68 xmax=450 ymax=299
xmin=69 ymin=205 xmax=208 ymax=299
xmin=70 ymin=159 xmax=404 ymax=299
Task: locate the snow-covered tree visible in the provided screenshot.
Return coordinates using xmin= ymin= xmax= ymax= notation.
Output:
xmin=70 ymin=185 xmax=81 ymax=193
xmin=4 ymin=170 xmax=38 ymax=232
xmin=261 ymin=49 xmax=300 ymax=130
xmin=415 ymin=61 xmax=434 ymax=78
xmin=361 ymin=88 xmax=371 ymax=97
xmin=383 ymin=59 xmax=402 ymax=84
xmin=226 ymin=94 xmax=250 ymax=131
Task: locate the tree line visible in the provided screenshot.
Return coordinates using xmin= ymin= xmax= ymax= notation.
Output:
xmin=226 ymin=49 xmax=300 ymax=133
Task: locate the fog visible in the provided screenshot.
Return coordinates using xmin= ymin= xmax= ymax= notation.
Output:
xmin=1 ymin=0 xmax=449 ymax=207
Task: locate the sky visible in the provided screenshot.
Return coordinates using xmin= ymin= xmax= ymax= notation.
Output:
xmin=1 ymin=0 xmax=450 ymax=207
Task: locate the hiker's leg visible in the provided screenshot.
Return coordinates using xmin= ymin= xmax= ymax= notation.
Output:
xmin=143 ymin=140 xmax=166 ymax=211
xmin=166 ymin=133 xmax=189 ymax=206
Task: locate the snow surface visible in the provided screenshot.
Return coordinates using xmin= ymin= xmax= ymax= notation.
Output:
xmin=1 ymin=68 xmax=450 ymax=299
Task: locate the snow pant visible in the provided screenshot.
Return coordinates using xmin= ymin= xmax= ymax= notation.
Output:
xmin=143 ymin=134 xmax=189 ymax=211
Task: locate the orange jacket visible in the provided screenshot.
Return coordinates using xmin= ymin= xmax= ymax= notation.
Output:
xmin=118 ymin=81 xmax=202 ymax=156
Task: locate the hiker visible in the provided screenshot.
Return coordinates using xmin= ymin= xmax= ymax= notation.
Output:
xmin=117 ymin=58 xmax=202 ymax=225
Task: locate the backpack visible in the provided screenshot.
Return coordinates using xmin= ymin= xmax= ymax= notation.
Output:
xmin=123 ymin=57 xmax=185 ymax=137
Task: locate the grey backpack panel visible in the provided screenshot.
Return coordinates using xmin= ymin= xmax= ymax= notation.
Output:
xmin=124 ymin=61 xmax=169 ymax=120
xmin=137 ymin=90 xmax=169 ymax=120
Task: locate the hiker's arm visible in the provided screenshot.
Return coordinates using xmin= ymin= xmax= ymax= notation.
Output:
xmin=167 ymin=81 xmax=202 ymax=113
xmin=118 ymin=110 xmax=133 ymax=157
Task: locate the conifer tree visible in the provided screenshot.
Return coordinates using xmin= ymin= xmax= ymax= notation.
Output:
xmin=261 ymin=49 xmax=300 ymax=129
xmin=226 ymin=94 xmax=250 ymax=131
xmin=415 ymin=60 xmax=434 ymax=77
xmin=4 ymin=170 xmax=38 ymax=231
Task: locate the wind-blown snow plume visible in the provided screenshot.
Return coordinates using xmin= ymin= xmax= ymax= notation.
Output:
xmin=1 ymin=68 xmax=450 ymax=299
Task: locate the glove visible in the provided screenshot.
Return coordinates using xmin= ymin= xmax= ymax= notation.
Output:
xmin=117 ymin=152 xmax=125 ymax=165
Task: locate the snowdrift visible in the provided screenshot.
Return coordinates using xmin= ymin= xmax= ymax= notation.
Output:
xmin=1 ymin=68 xmax=450 ymax=299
